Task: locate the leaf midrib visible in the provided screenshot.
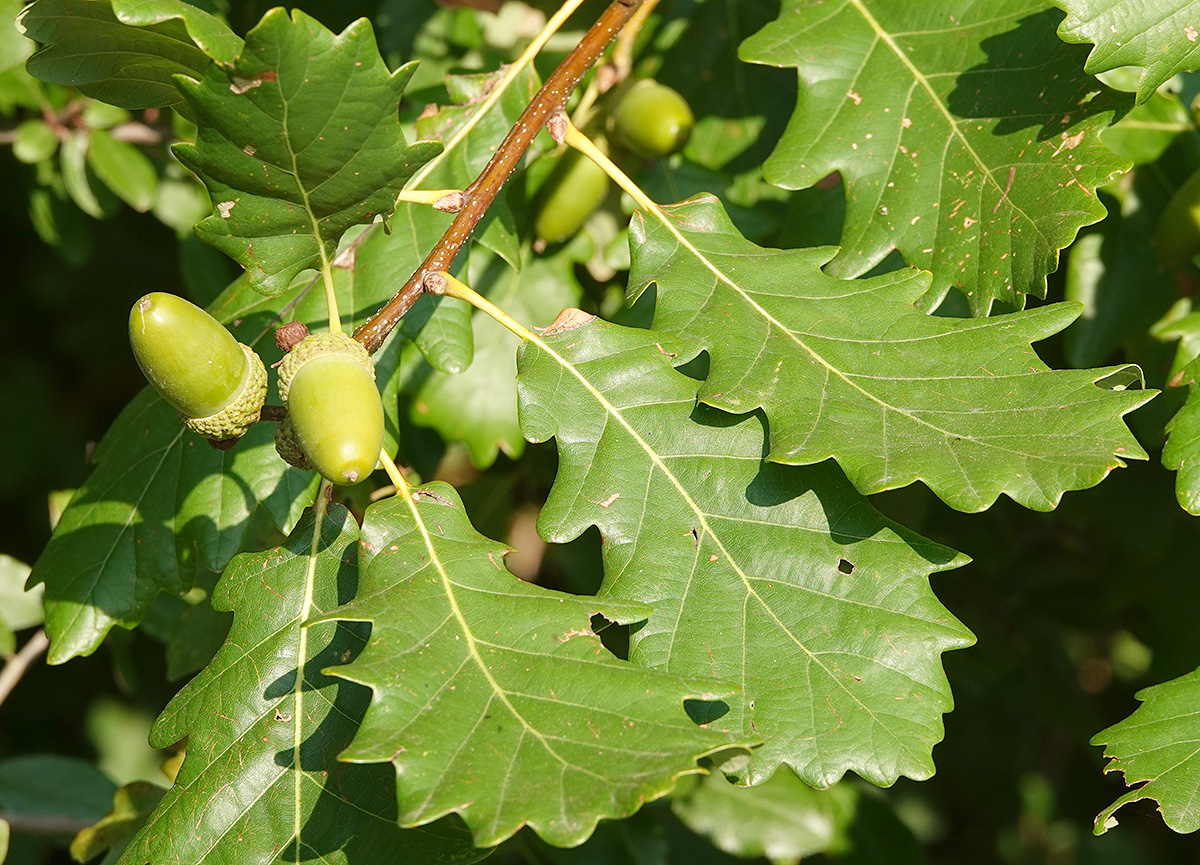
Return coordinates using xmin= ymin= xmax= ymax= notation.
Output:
xmin=399 ymin=493 xmax=610 ymax=794
xmin=530 ymin=335 xmax=925 ymax=762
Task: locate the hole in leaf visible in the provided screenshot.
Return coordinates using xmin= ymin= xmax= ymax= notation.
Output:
xmin=837 ymin=558 xmax=855 ymax=575
xmin=685 ymin=699 xmax=730 ymax=725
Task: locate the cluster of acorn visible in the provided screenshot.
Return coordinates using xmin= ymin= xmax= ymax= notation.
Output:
xmin=534 ymin=79 xmax=694 ymax=244
xmin=127 ymin=80 xmax=692 ymax=480
xmin=129 ymin=293 xmax=383 ymax=486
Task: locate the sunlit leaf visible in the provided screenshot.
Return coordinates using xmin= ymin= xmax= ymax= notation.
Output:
xmin=322 ymin=486 xmax=748 ymax=847
xmin=121 ymin=504 xmax=485 ymax=865
xmin=1092 ymin=665 xmax=1200 ymax=834
xmin=518 ymin=315 xmax=973 ymax=787
xmin=629 ymin=195 xmax=1152 ymax=512
xmin=741 ymin=0 xmax=1131 ymax=313
xmin=1052 ymin=0 xmax=1200 ymax=103
xmin=174 ymin=9 xmax=440 ymax=295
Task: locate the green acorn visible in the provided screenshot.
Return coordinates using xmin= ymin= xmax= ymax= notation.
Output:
xmin=534 ymin=147 xmax=611 ymax=245
xmin=129 ymin=292 xmax=267 ymax=441
xmin=610 ymin=80 xmax=694 ymax=158
xmin=276 ymin=331 xmax=384 ymax=485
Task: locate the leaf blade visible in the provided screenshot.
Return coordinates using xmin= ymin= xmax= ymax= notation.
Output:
xmin=740 ymin=0 xmax=1131 ymax=312
xmin=19 ymin=0 xmax=228 ymax=109
xmin=1052 ymin=0 xmax=1200 ymax=103
xmin=120 ymin=504 xmax=485 ymax=865
xmin=629 ymin=195 xmax=1153 ymax=512
xmin=517 ymin=315 xmax=974 ymax=788
xmin=322 ymin=485 xmax=749 ymax=848
xmin=1092 ymin=666 xmax=1200 ymax=835
xmin=173 ymin=9 xmax=441 ymax=295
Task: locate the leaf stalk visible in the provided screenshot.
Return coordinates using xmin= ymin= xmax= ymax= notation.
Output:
xmin=429 ymin=271 xmax=536 ymax=343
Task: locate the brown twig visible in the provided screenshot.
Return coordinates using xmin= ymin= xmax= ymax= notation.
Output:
xmin=353 ymin=0 xmax=644 ymax=354
xmin=0 ymin=629 xmax=49 ymax=709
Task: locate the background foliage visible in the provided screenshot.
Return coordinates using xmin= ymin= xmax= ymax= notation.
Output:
xmin=4 ymin=0 xmax=1200 ymax=863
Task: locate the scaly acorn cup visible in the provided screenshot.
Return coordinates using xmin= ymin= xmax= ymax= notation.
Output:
xmin=276 ymin=331 xmax=384 ymax=485
xmin=129 ymin=292 xmax=267 ymax=441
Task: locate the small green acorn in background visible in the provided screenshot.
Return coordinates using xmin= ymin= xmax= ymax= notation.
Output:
xmin=129 ymin=292 xmax=267 ymax=443
xmin=610 ymin=80 xmax=694 ymax=158
xmin=275 ymin=330 xmax=384 ymax=485
xmin=534 ymin=146 xmax=612 ymax=245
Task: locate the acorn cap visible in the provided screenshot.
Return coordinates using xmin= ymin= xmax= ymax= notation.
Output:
xmin=277 ymin=331 xmax=374 ymax=404
xmin=182 ymin=343 xmax=268 ymax=440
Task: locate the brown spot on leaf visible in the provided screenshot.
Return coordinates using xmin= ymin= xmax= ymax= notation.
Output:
xmin=537 ymin=308 xmax=595 ymax=336
xmin=229 ymin=71 xmax=277 ymax=94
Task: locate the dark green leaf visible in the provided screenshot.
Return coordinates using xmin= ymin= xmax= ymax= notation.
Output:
xmin=0 ymin=755 xmax=115 ymax=825
xmin=19 ymin=0 xmax=231 ymax=109
xmin=518 ymin=316 xmax=973 ymax=787
xmin=740 ymin=0 xmax=1131 ymax=313
xmin=174 ymin=9 xmax=440 ymax=295
xmin=322 ymin=487 xmax=749 ymax=848
xmin=163 ymin=596 xmax=230 ymax=680
xmin=629 ymin=196 xmax=1153 ymax=512
xmin=121 ymin=504 xmax=486 ymax=864
xmin=112 ymin=0 xmax=242 ymax=64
